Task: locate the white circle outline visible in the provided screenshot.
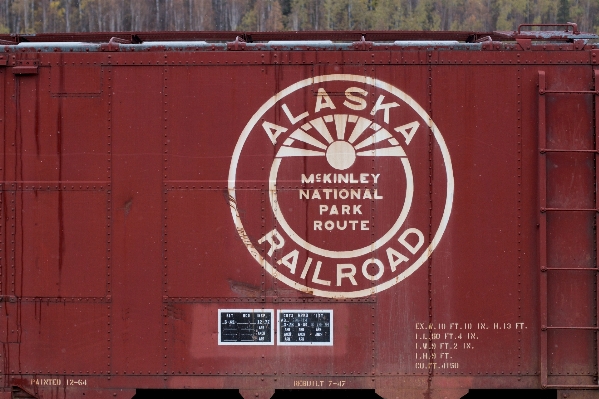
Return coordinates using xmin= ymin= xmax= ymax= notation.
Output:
xmin=227 ymin=74 xmax=454 ymax=299
xmin=268 ymin=157 xmax=414 ymax=258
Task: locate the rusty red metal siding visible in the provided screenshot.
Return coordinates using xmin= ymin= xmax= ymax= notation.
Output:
xmin=0 ymin=26 xmax=596 ymax=399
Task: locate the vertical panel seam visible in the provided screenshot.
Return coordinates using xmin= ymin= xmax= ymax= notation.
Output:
xmin=106 ymin=64 xmax=113 ymax=377
xmin=162 ymin=60 xmax=169 ymax=378
xmin=517 ymin=66 xmax=522 ymax=378
xmin=427 ymin=51 xmax=434 ymax=386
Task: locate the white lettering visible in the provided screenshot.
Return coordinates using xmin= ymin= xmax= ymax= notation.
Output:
xmin=362 ymin=258 xmax=384 ymax=280
xmin=370 ymin=95 xmax=400 ymax=124
xmin=344 ymin=87 xmax=368 ymax=111
xmin=337 ymin=264 xmax=358 ymax=286
xmin=312 ymin=261 xmax=331 ymax=286
xmin=386 ymin=247 xmax=409 ymax=272
xmin=300 ymin=258 xmax=313 ymax=279
xmin=399 ymin=228 xmax=425 ymax=254
xmin=297 ymin=189 xmax=386 ymax=201
xmin=315 ymin=88 xmax=337 ymax=113
xmin=278 ymin=250 xmax=299 ymax=274
xmin=282 ymin=103 xmax=309 ymax=124
xmin=394 ymin=121 xmax=420 ymax=145
xmin=262 ymin=121 xmax=288 ymax=145
xmin=258 ymin=229 xmax=285 ymax=257
xmin=301 ymin=174 xmax=314 ymax=184
xmin=313 ymin=219 xmax=368 ymax=230
xmin=300 ymin=173 xmax=381 ymax=185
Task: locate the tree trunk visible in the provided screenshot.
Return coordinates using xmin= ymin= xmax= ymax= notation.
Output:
xmin=66 ymin=0 xmax=71 ymax=31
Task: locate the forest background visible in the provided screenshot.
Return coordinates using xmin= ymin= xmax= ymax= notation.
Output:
xmin=0 ymin=0 xmax=593 ymax=36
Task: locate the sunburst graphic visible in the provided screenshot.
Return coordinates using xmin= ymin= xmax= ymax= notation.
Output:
xmin=276 ymin=114 xmax=410 ymax=170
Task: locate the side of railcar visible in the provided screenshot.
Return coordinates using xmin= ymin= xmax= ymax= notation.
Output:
xmin=0 ymin=28 xmax=596 ymax=399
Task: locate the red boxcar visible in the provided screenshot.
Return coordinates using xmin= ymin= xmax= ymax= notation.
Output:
xmin=0 ymin=24 xmax=597 ymax=399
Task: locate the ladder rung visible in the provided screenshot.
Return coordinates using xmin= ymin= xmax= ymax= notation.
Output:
xmin=541 ymin=267 xmax=598 ymax=271
xmin=543 ymin=326 xmax=599 ymax=330
xmin=538 ymin=69 xmax=599 ymax=388
xmin=541 ymin=207 xmax=598 ymax=212
xmin=540 ymin=148 xmax=598 ymax=153
xmin=540 ymin=90 xmax=598 ymax=94
xmin=544 ymin=385 xmax=599 ymax=389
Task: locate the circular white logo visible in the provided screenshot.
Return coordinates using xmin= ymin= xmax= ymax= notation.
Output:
xmin=228 ymin=74 xmax=454 ymax=298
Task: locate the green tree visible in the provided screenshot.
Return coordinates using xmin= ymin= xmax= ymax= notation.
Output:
xmin=371 ymin=0 xmax=403 ymax=29
xmin=557 ymin=0 xmax=570 ymax=21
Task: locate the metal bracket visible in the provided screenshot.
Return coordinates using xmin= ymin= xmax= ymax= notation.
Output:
xmin=100 ymin=36 xmax=133 ymax=52
xmin=0 ymin=301 xmax=20 ymax=343
xmin=481 ymin=41 xmax=502 ymax=50
xmin=12 ymin=59 xmax=38 ymax=75
xmin=10 ymin=385 xmax=36 ymax=399
xmin=227 ymin=36 xmax=247 ymax=51
xmin=516 ymin=38 xmax=532 ymax=51
xmin=352 ymin=35 xmax=373 ymax=50
xmin=518 ymin=22 xmax=580 ymax=35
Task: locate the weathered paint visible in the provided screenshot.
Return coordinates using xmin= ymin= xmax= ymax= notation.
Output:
xmin=0 ymin=27 xmax=596 ymax=399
